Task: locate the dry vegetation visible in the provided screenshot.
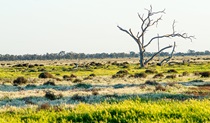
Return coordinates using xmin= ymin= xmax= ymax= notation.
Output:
xmin=1 ymin=56 xmax=210 ymax=122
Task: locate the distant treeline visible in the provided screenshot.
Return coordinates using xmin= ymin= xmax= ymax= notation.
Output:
xmin=0 ymin=50 xmax=209 ymax=61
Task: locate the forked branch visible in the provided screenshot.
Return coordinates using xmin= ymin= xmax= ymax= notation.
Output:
xmin=144 ymin=44 xmax=173 ymax=65
xmin=158 ymin=42 xmax=176 ymax=66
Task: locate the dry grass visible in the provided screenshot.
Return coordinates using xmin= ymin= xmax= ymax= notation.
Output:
xmin=1 ymin=56 xmax=210 ymax=109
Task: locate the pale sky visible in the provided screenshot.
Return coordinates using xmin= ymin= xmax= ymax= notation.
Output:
xmin=0 ymin=0 xmax=210 ymax=55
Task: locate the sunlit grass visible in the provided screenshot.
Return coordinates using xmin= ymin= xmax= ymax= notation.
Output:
xmin=0 ymin=98 xmax=210 ymax=123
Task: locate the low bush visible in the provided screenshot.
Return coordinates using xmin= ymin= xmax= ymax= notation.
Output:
xmin=145 ymin=69 xmax=157 ymax=74
xmin=73 ymin=79 xmax=82 ymax=83
xmin=167 ymin=82 xmax=178 ymax=87
xmin=89 ymin=73 xmax=96 ymax=77
xmin=134 ymin=73 xmax=147 ymax=78
xmin=71 ymin=94 xmax=85 ymax=101
xmin=200 ymin=72 xmax=210 ymax=77
xmin=153 ymin=73 xmax=164 ymax=78
xmin=70 ymin=74 xmax=77 ymax=78
xmin=37 ymin=103 xmax=51 ymax=111
xmin=155 ymin=84 xmax=166 ymax=91
xmin=145 ymin=80 xmax=159 ymax=85
xmin=112 ymin=70 xmax=129 ymax=78
xmin=45 ymin=91 xmax=63 ymax=100
xmin=63 ymin=75 xmax=72 ymax=81
xmin=43 ymin=81 xmax=56 ymax=86
xmin=38 ymin=72 xmax=54 ymax=78
xmin=182 ymin=71 xmax=190 ymax=76
xmin=167 ymin=69 xmax=178 ymax=73
xmin=13 ymin=77 xmax=28 ymax=85
xmin=194 ymin=71 xmax=200 ymax=76
xmin=113 ymin=84 xmax=125 ymax=89
xmin=92 ymin=89 xmax=99 ymax=95
xmin=75 ymin=83 xmax=92 ymax=89
xmin=165 ymin=75 xmax=176 ymax=79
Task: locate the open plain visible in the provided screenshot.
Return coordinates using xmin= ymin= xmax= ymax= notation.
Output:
xmin=0 ymin=56 xmax=210 ymax=122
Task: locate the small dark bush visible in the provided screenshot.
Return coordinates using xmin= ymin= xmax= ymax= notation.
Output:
xmin=155 ymin=84 xmax=166 ymax=91
xmin=28 ymin=64 xmax=35 ymax=68
xmin=83 ymin=76 xmax=93 ymax=80
xmin=34 ymin=64 xmax=39 ymax=66
xmin=71 ymin=94 xmax=85 ymax=101
xmin=194 ymin=71 xmax=200 ymax=76
xmin=190 ymin=79 xmax=204 ymax=82
xmin=182 ymin=71 xmax=190 ymax=76
xmin=92 ymin=90 xmax=99 ymax=95
xmin=112 ymin=70 xmax=129 ymax=78
xmin=200 ymin=72 xmax=210 ymax=77
xmin=70 ymin=74 xmax=77 ymax=78
xmin=43 ymin=81 xmax=56 ymax=86
xmin=13 ymin=77 xmax=28 ymax=85
xmin=83 ymin=73 xmax=96 ymax=80
xmin=38 ymin=72 xmax=54 ymax=78
xmin=166 ymin=75 xmax=176 ymax=79
xmin=134 ymin=73 xmax=147 ymax=78
xmin=29 ymin=69 xmax=37 ymax=72
xmin=73 ymin=79 xmax=82 ymax=83
xmin=13 ymin=64 xmax=23 ymax=67
xmin=153 ymin=73 xmax=164 ymax=78
xmin=167 ymin=69 xmax=178 ymax=73
xmin=22 ymin=63 xmax=29 ymax=67
xmin=63 ymin=75 xmax=72 ymax=81
xmin=37 ymin=103 xmax=51 ymax=111
xmin=75 ymin=83 xmax=92 ymax=89
xmin=25 ymin=84 xmax=37 ymax=88
xmin=116 ymin=70 xmax=129 ymax=75
xmin=89 ymin=73 xmax=96 ymax=77
xmin=145 ymin=69 xmax=157 ymax=74
xmin=167 ymin=82 xmax=178 ymax=87
xmin=113 ymin=84 xmax=125 ymax=89
xmin=145 ymin=80 xmax=159 ymax=85
xmin=45 ymin=91 xmax=63 ymax=100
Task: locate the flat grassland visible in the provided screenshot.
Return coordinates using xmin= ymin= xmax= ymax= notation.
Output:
xmin=0 ymin=56 xmax=210 ymax=122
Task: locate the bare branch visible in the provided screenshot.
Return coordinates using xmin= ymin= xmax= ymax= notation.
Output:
xmin=117 ymin=25 xmax=138 ymax=43
xmin=138 ymin=6 xmax=165 ymax=41
xmin=172 ymin=20 xmax=176 ymax=33
xmin=144 ymin=45 xmax=173 ymax=65
xmin=158 ymin=42 xmax=176 ymax=65
xmin=138 ymin=13 xmax=144 ymax=22
xmin=150 ymin=9 xmax=165 ymax=16
xmin=144 ymin=27 xmax=195 ymax=48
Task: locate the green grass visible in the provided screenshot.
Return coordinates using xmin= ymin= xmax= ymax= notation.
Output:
xmin=0 ymin=98 xmax=210 ymax=123
xmin=1 ymin=62 xmax=210 ymax=79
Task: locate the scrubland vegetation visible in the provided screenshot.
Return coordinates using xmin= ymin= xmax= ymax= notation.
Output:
xmin=1 ymin=56 xmax=210 ymax=122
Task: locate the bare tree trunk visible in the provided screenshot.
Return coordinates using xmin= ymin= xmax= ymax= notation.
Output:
xmin=139 ymin=52 xmax=144 ymax=68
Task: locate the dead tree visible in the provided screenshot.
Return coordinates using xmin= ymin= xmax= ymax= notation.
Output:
xmin=117 ymin=6 xmax=194 ymax=68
